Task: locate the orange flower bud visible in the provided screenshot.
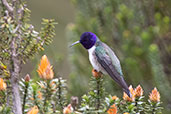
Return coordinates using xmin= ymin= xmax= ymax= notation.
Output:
xmin=0 ymin=78 xmax=7 ymax=91
xmin=30 ymin=97 xmax=34 ymax=101
xmin=123 ymin=113 xmax=129 ymax=114
xmin=149 ymin=87 xmax=160 ymax=102
xmin=123 ymin=85 xmax=135 ymax=102
xmin=112 ymin=96 xmax=118 ymax=101
xmin=107 ymin=104 xmax=117 ymax=114
xmin=92 ymin=69 xmax=102 ymax=78
xmin=63 ymin=104 xmax=73 ymax=114
xmin=25 ymin=74 xmax=30 ymax=82
xmin=37 ymin=55 xmax=54 ymax=80
xmin=27 ymin=106 xmax=39 ymax=114
xmin=135 ymin=85 xmax=143 ymax=97
xmin=37 ymin=91 xmax=42 ymax=100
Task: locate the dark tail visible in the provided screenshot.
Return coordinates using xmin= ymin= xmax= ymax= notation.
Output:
xmin=123 ymin=88 xmax=132 ymax=98
xmin=119 ymin=76 xmax=132 ymax=98
xmin=95 ymin=53 xmax=132 ymax=97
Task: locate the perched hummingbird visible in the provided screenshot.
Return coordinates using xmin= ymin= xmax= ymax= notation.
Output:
xmin=71 ymin=32 xmax=131 ymax=97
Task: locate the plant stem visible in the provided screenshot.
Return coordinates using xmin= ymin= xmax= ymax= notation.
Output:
xmin=152 ymin=103 xmax=156 ymax=114
xmin=22 ymin=82 xmax=29 ymax=114
xmin=96 ymin=77 xmax=102 ymax=114
xmin=10 ymin=38 xmax=22 ymax=114
xmin=96 ymin=78 xmax=100 ymax=110
xmin=135 ymin=98 xmax=138 ymax=113
xmin=43 ymin=80 xmax=50 ymax=113
xmin=57 ymin=78 xmax=63 ymax=110
xmin=33 ymin=90 xmax=40 ymax=111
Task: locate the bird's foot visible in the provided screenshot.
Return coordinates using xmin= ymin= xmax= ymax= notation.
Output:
xmin=92 ymin=69 xmax=102 ymax=78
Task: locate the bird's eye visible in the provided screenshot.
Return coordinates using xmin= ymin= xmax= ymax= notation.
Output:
xmin=84 ymin=38 xmax=88 ymax=41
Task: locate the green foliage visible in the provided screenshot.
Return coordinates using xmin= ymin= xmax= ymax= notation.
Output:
xmin=0 ymin=105 xmax=12 ymax=114
xmin=18 ymin=76 xmax=68 ymax=114
xmin=0 ymin=0 xmax=56 ymax=113
xmin=0 ymin=0 xmax=169 ymax=113
xmin=0 ymin=1 xmax=56 ymax=64
xmin=0 ymin=53 xmax=163 ymax=114
xmin=20 ymin=18 xmax=57 ymax=63
xmin=148 ymin=44 xmax=171 ymax=101
xmin=0 ymin=61 xmax=9 ymax=77
xmin=145 ymin=100 xmax=163 ymax=114
xmin=79 ymin=76 xmax=105 ymax=113
xmin=52 ymin=77 xmax=67 ymax=112
xmin=67 ymin=0 xmax=171 ymax=113
xmin=20 ymin=78 xmax=31 ymax=113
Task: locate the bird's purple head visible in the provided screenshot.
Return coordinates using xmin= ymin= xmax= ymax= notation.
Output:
xmin=79 ymin=32 xmax=97 ymax=49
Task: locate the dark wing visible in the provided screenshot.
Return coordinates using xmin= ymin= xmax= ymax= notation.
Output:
xmin=95 ymin=45 xmax=131 ymax=97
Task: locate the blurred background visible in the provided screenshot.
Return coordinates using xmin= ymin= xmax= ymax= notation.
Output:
xmin=23 ymin=0 xmax=171 ymax=113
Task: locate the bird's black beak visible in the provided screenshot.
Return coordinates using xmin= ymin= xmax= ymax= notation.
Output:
xmin=70 ymin=40 xmax=80 ymax=48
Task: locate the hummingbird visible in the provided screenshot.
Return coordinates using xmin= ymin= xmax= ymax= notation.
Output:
xmin=70 ymin=32 xmax=131 ymax=97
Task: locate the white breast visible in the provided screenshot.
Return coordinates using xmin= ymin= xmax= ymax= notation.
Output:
xmin=88 ymin=46 xmax=106 ymax=74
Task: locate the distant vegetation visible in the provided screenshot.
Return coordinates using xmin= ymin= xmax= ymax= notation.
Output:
xmin=67 ymin=0 xmax=171 ymax=113
xmin=0 ymin=0 xmax=170 ymax=113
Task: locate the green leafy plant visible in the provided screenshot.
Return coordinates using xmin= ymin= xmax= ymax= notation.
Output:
xmin=0 ymin=55 xmax=163 ymax=114
xmin=67 ymin=0 xmax=171 ymax=113
xmin=0 ymin=0 xmax=167 ymax=114
xmin=0 ymin=0 xmax=56 ymax=113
